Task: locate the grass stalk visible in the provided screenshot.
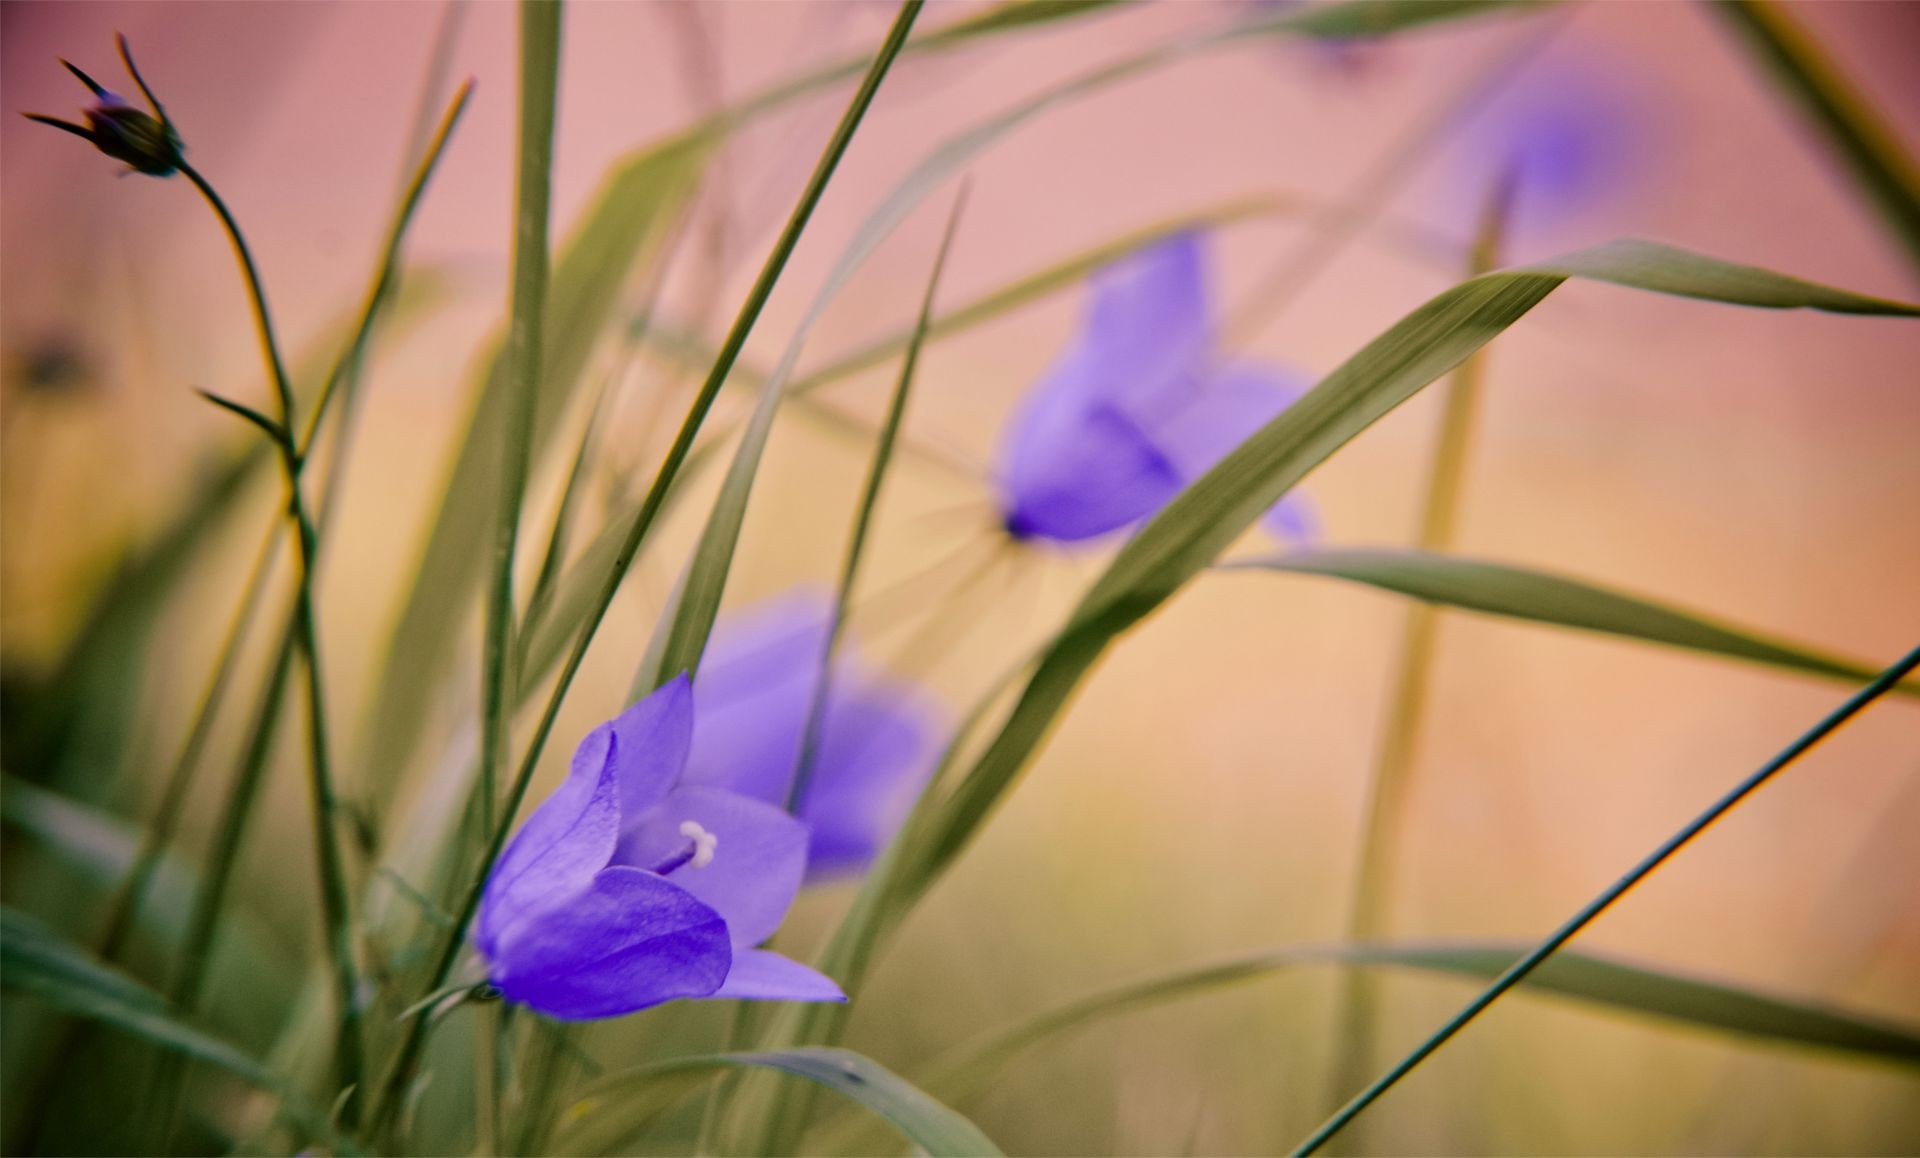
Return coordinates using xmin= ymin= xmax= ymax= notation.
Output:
xmin=479 ymin=0 xmax=562 ymax=860
xmin=176 ymin=157 xmax=366 ymax=1122
xmin=364 ymin=2 xmax=924 ymax=1136
xmin=789 ymin=185 xmax=967 ymax=814
xmin=1711 ymin=0 xmax=1920 ymax=275
xmin=1292 ymin=641 xmax=1920 ymax=1156
xmin=96 ymin=524 xmax=278 ymax=962
xmin=1320 ymin=175 xmax=1512 ymax=1144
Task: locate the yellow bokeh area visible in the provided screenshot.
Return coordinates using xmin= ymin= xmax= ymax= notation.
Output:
xmin=3 ymin=2 xmax=1917 ymax=1154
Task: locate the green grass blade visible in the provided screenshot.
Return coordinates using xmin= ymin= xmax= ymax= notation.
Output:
xmin=1224 ymin=547 xmax=1920 ymax=696
xmin=478 ymin=0 xmax=562 ymax=854
xmin=1319 ymin=182 xmax=1511 ymax=1141
xmin=804 ymin=937 xmax=1920 ymax=1154
xmin=793 ymin=190 xmax=966 ymax=810
xmin=922 ymin=238 xmax=1918 ymax=935
xmin=811 ymin=937 xmax=1920 ymax=1152
xmin=556 ymin=1048 xmax=1001 ymax=1157
xmin=365 ymin=6 xmax=927 ymax=1132
xmin=358 ymin=130 xmax=711 ymax=818
xmin=751 ymin=242 xmax=1920 ymax=1138
xmin=2 ymin=272 xmax=447 ymax=809
xmin=0 ymin=908 xmax=355 ymax=1154
xmin=1711 ymin=0 xmax=1920 ymax=273
xmin=0 ymin=779 xmax=265 ymax=965
xmin=93 ymin=526 xmax=281 ymax=963
xmin=1293 ymin=644 xmax=1920 ymax=1154
xmin=621 ymin=0 xmax=924 ymax=696
xmin=783 ymin=194 xmax=1344 ymax=399
xmin=1338 ymin=944 xmax=1920 ymax=1064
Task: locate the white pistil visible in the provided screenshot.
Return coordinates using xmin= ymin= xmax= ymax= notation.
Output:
xmin=679 ymin=820 xmax=718 ymax=870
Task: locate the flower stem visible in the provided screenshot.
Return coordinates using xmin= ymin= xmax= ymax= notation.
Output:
xmin=177 ymin=157 xmax=365 ymax=1124
xmin=1320 ymin=174 xmax=1512 ymax=1147
xmin=789 ymin=185 xmax=967 ymax=815
xmin=366 ymin=2 xmax=924 ymax=1137
xmin=1293 ymin=641 xmax=1920 ymax=1156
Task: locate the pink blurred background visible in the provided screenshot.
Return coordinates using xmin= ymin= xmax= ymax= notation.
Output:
xmin=4 ymin=2 xmax=1919 ymax=1152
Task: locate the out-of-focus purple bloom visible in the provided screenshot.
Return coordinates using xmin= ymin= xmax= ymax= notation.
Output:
xmin=476 ymin=675 xmax=844 ymax=1021
xmin=1463 ymin=63 xmax=1643 ymax=231
xmin=995 ymin=232 xmax=1318 ymax=544
xmin=681 ymin=593 xmax=938 ymax=881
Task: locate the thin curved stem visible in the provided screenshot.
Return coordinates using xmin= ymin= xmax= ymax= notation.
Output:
xmin=177 ymin=158 xmax=364 ymax=1123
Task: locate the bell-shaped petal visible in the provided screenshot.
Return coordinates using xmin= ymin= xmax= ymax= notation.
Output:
xmin=1147 ymin=362 xmax=1319 ymax=545
xmin=713 ymin=949 xmax=846 ymax=1003
xmin=995 ymin=236 xmax=1218 ymax=543
xmin=996 ymin=345 xmax=1185 ymax=541
xmin=681 ymin=595 xmax=938 ymax=877
xmin=1078 ymin=232 xmax=1214 ymax=413
xmin=487 ymin=866 xmax=732 ymax=1021
xmin=617 ymin=787 xmax=808 ymax=949
xmin=611 ymin=674 xmax=694 ymax=824
xmin=477 ymin=727 xmax=624 ymax=960
xmin=797 ymin=689 xmax=932 ymax=877
xmin=476 ymin=675 xmax=696 ymax=959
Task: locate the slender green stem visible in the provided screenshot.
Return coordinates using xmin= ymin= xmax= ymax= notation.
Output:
xmin=790 ymin=186 xmax=966 ymax=814
xmin=1293 ymin=641 xmax=1920 ymax=1156
xmin=1712 ymin=0 xmax=1920 ymax=275
xmin=177 ymin=157 xmax=365 ymax=1124
xmin=96 ymin=523 xmax=281 ymax=961
xmin=365 ymin=3 xmax=924 ymax=1136
xmin=154 ymin=608 xmax=298 ymax=1147
xmin=298 ymin=80 xmax=474 ymax=461
xmin=480 ymin=0 xmax=562 ymax=864
xmin=1321 ymin=175 xmax=1513 ymax=1141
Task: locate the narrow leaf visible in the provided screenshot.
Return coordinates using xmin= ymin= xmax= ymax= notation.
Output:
xmin=194 ymin=390 xmax=288 ymax=445
xmin=0 ymin=908 xmax=353 ymax=1153
xmin=1224 ymin=547 xmax=1919 ymax=696
xmin=1711 ymin=0 xmax=1920 ymax=272
xmin=759 ymin=241 xmax=1920 ymax=1135
xmin=557 ymin=1048 xmax=1001 ymax=1157
xmin=360 ymin=131 xmax=711 ymax=809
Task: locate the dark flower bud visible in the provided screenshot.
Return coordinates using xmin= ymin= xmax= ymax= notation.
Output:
xmin=22 ymin=37 xmax=184 ymax=178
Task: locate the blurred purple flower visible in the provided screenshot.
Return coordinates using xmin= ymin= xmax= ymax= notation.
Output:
xmin=1464 ymin=63 xmax=1643 ymax=231
xmin=476 ymin=675 xmax=844 ymax=1021
xmin=682 ymin=593 xmax=939 ymax=881
xmin=995 ymin=232 xmax=1318 ymax=544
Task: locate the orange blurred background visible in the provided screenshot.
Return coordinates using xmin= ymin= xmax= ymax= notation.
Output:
xmin=4 ymin=2 xmax=1918 ymax=1152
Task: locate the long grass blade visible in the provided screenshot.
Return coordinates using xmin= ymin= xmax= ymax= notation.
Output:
xmin=1291 ymin=643 xmax=1920 ymax=1155
xmin=1711 ymin=0 xmax=1920 ymax=273
xmin=1320 ymin=178 xmax=1511 ymax=1143
xmin=358 ymin=0 xmax=1521 ymax=802
xmin=555 ymin=1048 xmax=1001 ymax=1158
xmin=792 ymin=190 xmax=967 ymax=812
xmin=1222 ymin=547 xmax=1920 ymax=696
xmin=814 ymin=938 xmax=1920 ymax=1153
xmin=364 ymin=5 xmax=927 ymax=1133
xmin=479 ymin=0 xmax=562 ymax=863
xmin=0 ymin=908 xmax=355 ymax=1155
xmin=746 ymin=240 xmax=1920 ymax=1146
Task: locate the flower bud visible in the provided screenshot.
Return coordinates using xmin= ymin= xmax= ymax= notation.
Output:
xmin=81 ymin=90 xmax=183 ymax=176
xmin=22 ymin=40 xmax=184 ymax=178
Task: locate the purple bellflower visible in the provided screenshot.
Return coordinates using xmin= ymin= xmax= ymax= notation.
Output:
xmin=681 ymin=593 xmax=938 ymax=881
xmin=1461 ymin=63 xmax=1643 ymax=234
xmin=476 ymin=675 xmax=845 ymax=1021
xmin=995 ymin=232 xmax=1318 ymax=545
